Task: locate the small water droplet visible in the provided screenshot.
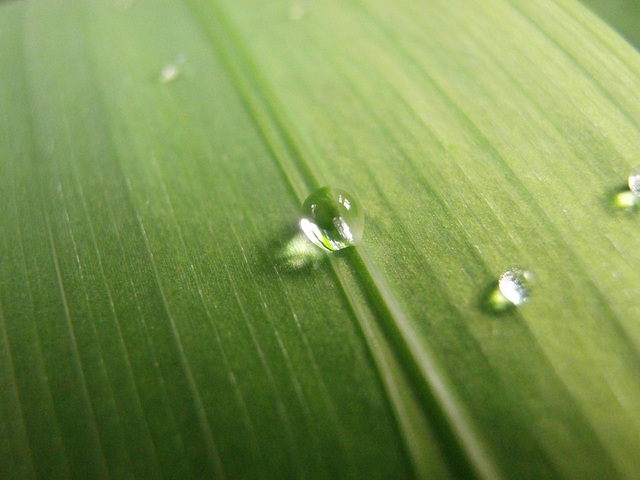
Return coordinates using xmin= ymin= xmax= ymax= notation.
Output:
xmin=499 ymin=269 xmax=532 ymax=306
xmin=611 ymin=166 xmax=640 ymax=212
xmin=158 ymin=54 xmax=186 ymax=84
xmin=629 ymin=165 xmax=640 ymax=196
xmin=300 ymin=186 xmax=364 ymax=251
xmin=159 ymin=65 xmax=179 ymax=83
xmin=485 ymin=268 xmax=533 ymax=312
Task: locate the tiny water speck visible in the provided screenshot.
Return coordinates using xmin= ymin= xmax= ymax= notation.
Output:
xmin=485 ymin=268 xmax=533 ymax=312
xmin=300 ymin=186 xmax=364 ymax=251
xmin=159 ymin=54 xmax=186 ymax=84
xmin=629 ymin=165 xmax=640 ymax=196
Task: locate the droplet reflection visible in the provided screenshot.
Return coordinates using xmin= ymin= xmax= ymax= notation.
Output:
xmin=613 ymin=189 xmax=638 ymax=212
xmin=277 ymin=231 xmax=324 ymax=271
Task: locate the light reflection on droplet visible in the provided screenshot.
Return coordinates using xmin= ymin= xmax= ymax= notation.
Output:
xmin=159 ymin=54 xmax=186 ymax=84
xmin=160 ymin=65 xmax=179 ymax=83
xmin=277 ymin=231 xmax=324 ymax=270
xmin=613 ymin=190 xmax=638 ymax=212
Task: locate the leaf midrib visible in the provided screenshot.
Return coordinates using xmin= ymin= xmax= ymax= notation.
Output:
xmin=176 ymin=1 xmax=522 ymax=479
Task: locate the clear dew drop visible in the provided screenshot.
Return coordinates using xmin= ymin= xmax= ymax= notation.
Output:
xmin=300 ymin=186 xmax=364 ymax=251
xmin=629 ymin=165 xmax=640 ymax=196
xmin=158 ymin=54 xmax=186 ymax=84
xmin=485 ymin=268 xmax=533 ymax=312
xmin=159 ymin=64 xmax=180 ymax=83
xmin=498 ymin=269 xmax=532 ymax=306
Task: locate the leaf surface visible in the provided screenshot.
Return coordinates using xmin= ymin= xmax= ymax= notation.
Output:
xmin=1 ymin=0 xmax=639 ymax=479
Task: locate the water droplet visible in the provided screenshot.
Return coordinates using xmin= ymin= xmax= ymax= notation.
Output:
xmin=159 ymin=64 xmax=179 ymax=83
xmin=485 ymin=268 xmax=533 ymax=312
xmin=629 ymin=165 xmax=640 ymax=196
xmin=611 ymin=166 xmax=640 ymax=212
xmin=499 ymin=269 xmax=532 ymax=305
xmin=300 ymin=186 xmax=364 ymax=251
xmin=158 ymin=54 xmax=186 ymax=84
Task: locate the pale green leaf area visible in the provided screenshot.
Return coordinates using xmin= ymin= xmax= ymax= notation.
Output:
xmin=1 ymin=0 xmax=639 ymax=479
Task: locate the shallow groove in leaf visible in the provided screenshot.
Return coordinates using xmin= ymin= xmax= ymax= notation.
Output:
xmin=181 ymin=1 xmax=493 ymax=477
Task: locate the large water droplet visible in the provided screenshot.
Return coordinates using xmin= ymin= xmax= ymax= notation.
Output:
xmin=300 ymin=186 xmax=364 ymax=251
xmin=629 ymin=165 xmax=640 ymax=196
xmin=485 ymin=268 xmax=533 ymax=312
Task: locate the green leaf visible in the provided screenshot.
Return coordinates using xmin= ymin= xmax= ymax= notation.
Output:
xmin=1 ymin=0 xmax=639 ymax=479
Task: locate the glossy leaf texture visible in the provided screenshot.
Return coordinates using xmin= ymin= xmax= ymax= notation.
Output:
xmin=1 ymin=0 xmax=639 ymax=479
